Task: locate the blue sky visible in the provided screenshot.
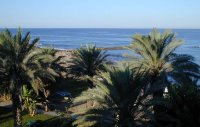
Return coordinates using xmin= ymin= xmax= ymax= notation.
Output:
xmin=0 ymin=0 xmax=200 ymax=28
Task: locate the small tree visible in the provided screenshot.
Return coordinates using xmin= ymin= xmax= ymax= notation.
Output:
xmin=68 ymin=44 xmax=110 ymax=87
xmin=22 ymin=85 xmax=37 ymax=116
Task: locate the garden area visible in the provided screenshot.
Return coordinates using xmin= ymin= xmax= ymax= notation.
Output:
xmin=0 ymin=107 xmax=72 ymax=127
xmin=0 ymin=28 xmax=200 ymax=127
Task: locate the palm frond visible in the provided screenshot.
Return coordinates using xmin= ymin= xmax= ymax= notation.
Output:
xmin=125 ymin=28 xmax=199 ymax=93
xmin=73 ymin=64 xmax=151 ymax=126
xmin=68 ymin=44 xmax=110 ymax=77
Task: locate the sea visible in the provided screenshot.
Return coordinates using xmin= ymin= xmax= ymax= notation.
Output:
xmin=1 ymin=28 xmax=200 ymax=64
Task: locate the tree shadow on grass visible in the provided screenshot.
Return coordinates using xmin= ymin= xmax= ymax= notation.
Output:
xmin=0 ymin=107 xmax=13 ymax=122
xmin=40 ymin=117 xmax=73 ymax=127
xmin=54 ymin=78 xmax=89 ymax=98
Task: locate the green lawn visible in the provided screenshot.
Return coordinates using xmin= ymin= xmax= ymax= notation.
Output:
xmin=0 ymin=78 xmax=87 ymax=127
xmin=0 ymin=107 xmax=72 ymax=127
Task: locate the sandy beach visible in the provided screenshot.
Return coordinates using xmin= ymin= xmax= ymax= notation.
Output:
xmin=54 ymin=46 xmax=127 ymax=64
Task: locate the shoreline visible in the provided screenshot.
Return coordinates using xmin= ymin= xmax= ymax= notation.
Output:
xmin=51 ymin=46 xmax=129 ymax=52
xmin=53 ymin=46 xmax=129 ymax=66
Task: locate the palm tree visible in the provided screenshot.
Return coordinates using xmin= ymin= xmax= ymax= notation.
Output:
xmin=126 ymin=29 xmax=200 ymax=123
xmin=152 ymin=79 xmax=200 ymax=127
xmin=68 ymin=44 xmax=110 ymax=87
xmin=126 ymin=28 xmax=199 ymax=95
xmin=0 ymin=28 xmax=60 ymax=127
xmin=73 ymin=65 xmax=151 ymax=127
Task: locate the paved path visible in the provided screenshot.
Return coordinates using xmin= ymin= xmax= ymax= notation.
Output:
xmin=0 ymin=101 xmax=59 ymax=116
xmin=37 ymin=109 xmax=60 ymax=116
xmin=0 ymin=101 xmax=74 ymax=118
xmin=0 ymin=101 xmax=12 ymax=108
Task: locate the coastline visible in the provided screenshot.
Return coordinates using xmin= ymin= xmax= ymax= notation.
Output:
xmin=52 ymin=46 xmax=128 ymax=51
xmin=54 ymin=46 xmax=127 ymax=67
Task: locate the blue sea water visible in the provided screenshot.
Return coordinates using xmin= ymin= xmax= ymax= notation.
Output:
xmin=1 ymin=28 xmax=200 ymax=64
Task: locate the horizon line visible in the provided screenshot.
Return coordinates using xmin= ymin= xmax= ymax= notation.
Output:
xmin=1 ymin=27 xmax=200 ymax=30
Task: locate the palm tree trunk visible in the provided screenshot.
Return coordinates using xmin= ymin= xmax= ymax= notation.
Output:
xmin=119 ymin=108 xmax=129 ymax=126
xmin=12 ymin=89 xmax=22 ymax=127
xmin=10 ymin=72 xmax=23 ymax=127
xmin=43 ymin=88 xmax=50 ymax=112
xmin=150 ymin=74 xmax=165 ymax=127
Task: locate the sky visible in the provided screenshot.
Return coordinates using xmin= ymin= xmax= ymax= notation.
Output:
xmin=0 ymin=0 xmax=200 ymax=28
